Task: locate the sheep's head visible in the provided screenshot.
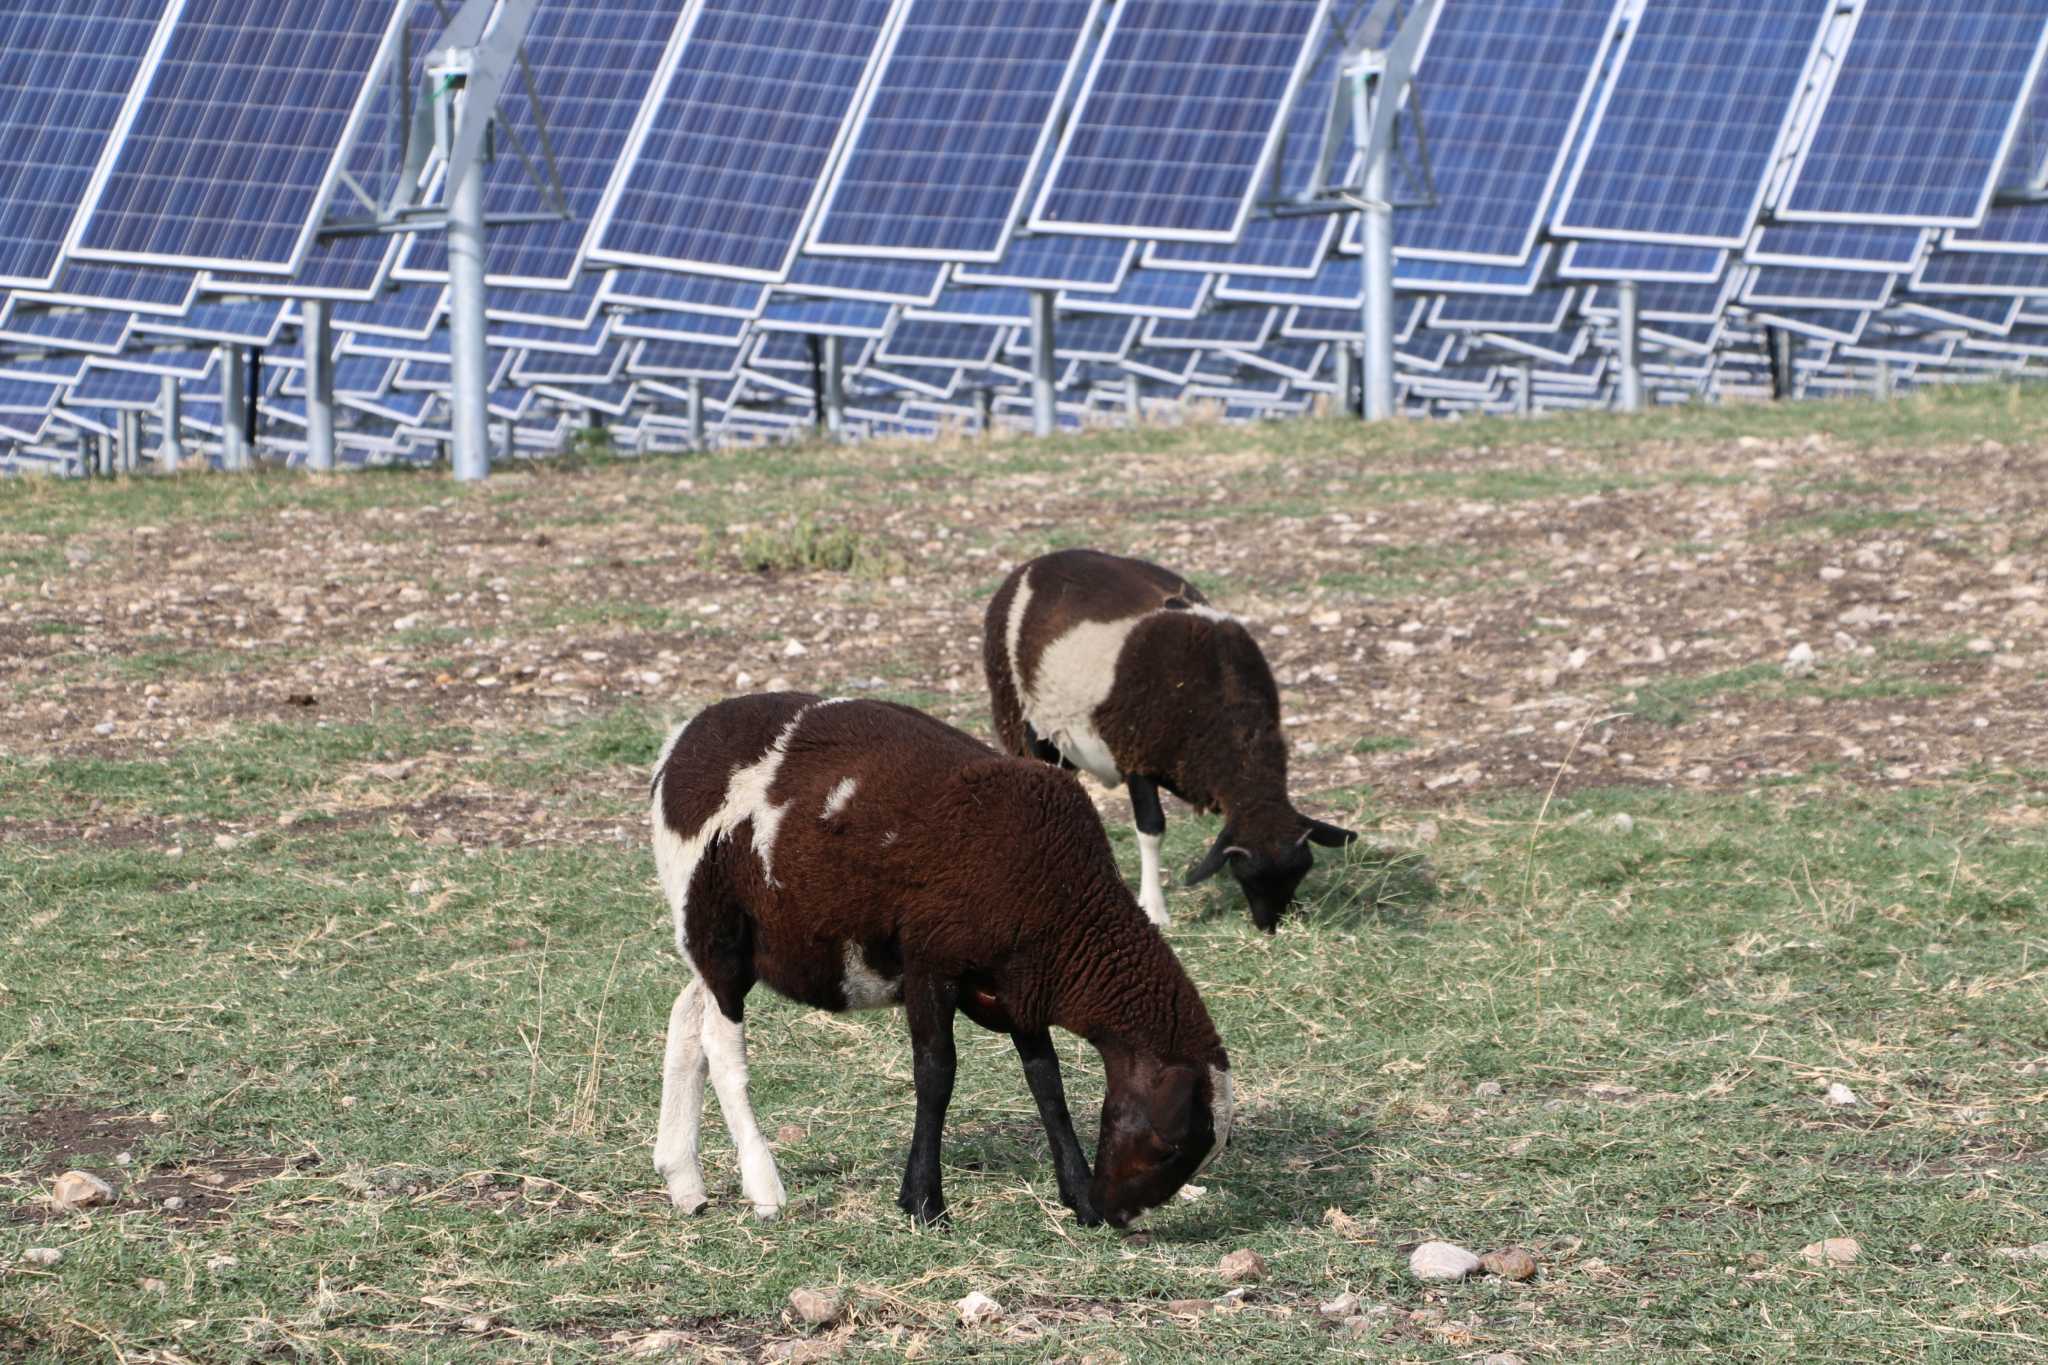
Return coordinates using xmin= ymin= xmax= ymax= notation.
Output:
xmin=1184 ymin=815 xmax=1357 ymax=931
xmin=1092 ymin=1056 xmax=1232 ymax=1228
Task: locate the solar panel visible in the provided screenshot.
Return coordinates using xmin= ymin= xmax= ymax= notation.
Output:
xmin=1556 ymin=242 xmax=1727 ymax=283
xmin=1395 ymin=0 xmax=1625 ymax=263
xmin=784 ymin=256 xmax=948 ymax=305
xmin=625 ymin=340 xmax=746 ymax=379
xmin=71 ymin=0 xmax=409 ymax=274
xmin=599 ymin=271 xmax=768 ymax=317
xmin=1913 ymin=247 xmax=2048 ymax=295
xmin=756 ymin=296 xmax=897 ymax=337
xmin=612 ymin=308 xmax=751 ymax=345
xmin=999 ymin=312 xmax=1139 ymax=360
xmin=1553 ymin=0 xmax=1831 ymax=247
xmin=0 ymin=1 xmax=168 ymax=290
xmin=397 ymin=0 xmax=697 ymax=289
xmin=1778 ymin=0 xmax=2048 ymax=226
xmin=1746 ymin=224 xmax=1928 ymax=271
xmin=809 ymin=0 xmax=1100 ymax=260
xmin=15 ymin=263 xmax=199 ymax=316
xmin=1219 ymin=256 xmax=1363 ymax=308
xmin=1062 ymin=269 xmax=1211 ymax=319
xmin=879 ymin=318 xmax=1006 ymax=367
xmin=0 ymin=300 xmax=136 ymax=354
xmin=1145 ymin=307 xmax=1279 ymax=350
xmin=1742 ymin=267 xmax=1896 ymax=310
xmin=589 ymin=0 xmax=901 ymax=282
xmin=1946 ymin=199 xmax=2048 ymax=256
xmin=1030 ymin=0 xmax=1332 ymax=242
xmin=1394 ymin=249 xmax=1553 ymax=296
xmin=1430 ymin=288 xmax=1577 ymax=332
xmin=132 ymin=299 xmax=288 ymax=347
xmin=909 ymin=283 xmax=1036 ymax=325
xmin=952 ymin=234 xmax=1136 ymax=293
xmin=1896 ymin=293 xmax=2021 ymax=334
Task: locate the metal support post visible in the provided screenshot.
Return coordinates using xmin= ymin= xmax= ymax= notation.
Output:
xmin=977 ymin=386 xmax=994 ymax=437
xmin=1355 ymin=73 xmax=1396 ymax=421
xmin=220 ymin=344 xmax=249 ymax=470
xmin=822 ymin=335 xmax=845 ymax=438
xmin=1616 ymin=280 xmax=1643 ymax=414
xmin=119 ymin=409 xmax=142 ymax=473
xmin=1333 ymin=342 xmax=1354 ymax=416
xmin=1875 ymin=359 xmax=1893 ymax=401
xmin=500 ymin=418 xmax=516 ymax=464
xmin=303 ymin=299 xmax=337 ymax=472
xmin=1125 ymin=377 xmax=1143 ymax=425
xmin=687 ymin=377 xmax=705 ymax=449
xmin=159 ymin=374 xmax=183 ymax=472
xmin=96 ymin=433 xmax=114 ymax=478
xmin=1518 ymin=362 xmax=1534 ymax=418
xmin=246 ymin=347 xmax=263 ymax=460
xmin=444 ymin=91 xmax=491 ymax=482
xmin=1029 ymin=289 xmax=1057 ymax=439
xmin=1769 ymin=327 xmax=1797 ymax=400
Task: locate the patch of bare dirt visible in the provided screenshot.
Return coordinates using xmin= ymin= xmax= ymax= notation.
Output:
xmin=0 ymin=1100 xmax=316 ymax=1226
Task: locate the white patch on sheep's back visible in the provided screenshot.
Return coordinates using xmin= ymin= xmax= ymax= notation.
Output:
xmin=841 ymin=943 xmax=900 ymax=1010
xmin=652 ymin=705 xmax=816 ymax=958
xmin=1199 ymin=1066 xmax=1234 ymax=1171
xmin=1017 ymin=614 xmax=1143 ymax=786
xmin=1185 ymin=604 xmax=1239 ymax=627
xmin=821 ymin=776 xmax=857 ymax=820
xmin=880 ymin=830 xmax=898 ymax=846
xmin=1004 ymin=567 xmax=1035 ymax=691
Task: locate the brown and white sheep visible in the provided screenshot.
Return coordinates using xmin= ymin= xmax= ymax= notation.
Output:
xmin=649 ymin=692 xmax=1232 ymax=1228
xmin=984 ymin=548 xmax=1356 ymax=932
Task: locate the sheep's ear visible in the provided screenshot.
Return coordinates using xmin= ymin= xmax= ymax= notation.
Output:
xmin=1302 ymin=818 xmax=1358 ymax=849
xmin=1147 ymin=1063 xmax=1201 ymax=1142
xmin=1185 ymin=830 xmax=1250 ymax=886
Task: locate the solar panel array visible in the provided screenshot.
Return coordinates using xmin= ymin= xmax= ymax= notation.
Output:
xmin=11 ymin=0 xmax=2048 ymax=475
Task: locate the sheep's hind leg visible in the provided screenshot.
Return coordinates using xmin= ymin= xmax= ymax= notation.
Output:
xmin=897 ymin=973 xmax=957 ymax=1225
xmin=700 ymin=993 xmax=787 ymax=1220
xmin=653 ymin=977 xmax=710 ymax=1213
xmin=1011 ymin=1027 xmax=1100 ymax=1226
xmin=1129 ymin=776 xmax=1170 ymax=927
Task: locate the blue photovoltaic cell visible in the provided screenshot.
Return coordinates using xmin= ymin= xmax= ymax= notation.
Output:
xmin=1554 ymin=0 xmax=1831 ymax=246
xmin=1396 ymin=0 xmax=1623 ymax=263
xmin=1747 ymin=223 xmax=1928 ymax=270
xmin=785 ymin=256 xmax=949 ymax=304
xmin=1949 ymin=200 xmax=2048 ymax=254
xmin=1749 ymin=307 xmax=1868 ymax=344
xmin=0 ymin=1 xmax=166 ymax=289
xmin=489 ymin=317 xmax=610 ymax=354
xmin=954 ymin=235 xmax=1136 ymax=292
xmin=1581 ymin=277 xmax=1736 ymax=321
xmin=1146 ymin=0 xmax=1371 ymax=274
xmin=1780 ymin=0 xmax=2048 ymax=225
xmin=1062 ymin=269 xmax=1210 ymax=318
xmin=485 ymin=279 xmax=606 ymax=329
xmin=1914 ymin=248 xmax=2048 ymax=294
xmin=400 ymin=0 xmax=695 ymax=288
xmin=0 ymin=301 xmax=136 ymax=353
xmin=1431 ymin=288 xmax=1576 ymax=332
xmin=910 ymin=284 xmax=1036 ymax=324
xmin=810 ymin=0 xmax=1098 ymax=259
xmin=627 ymin=341 xmax=746 ymax=378
xmin=1146 ymin=306 xmax=1278 ymax=348
xmin=1002 ymin=312 xmax=1138 ymax=359
xmin=18 ymin=263 xmax=198 ymax=315
xmin=1556 ymin=241 xmax=1726 ymax=282
xmin=592 ymin=0 xmax=898 ymax=281
xmin=613 ymin=309 xmax=752 ymax=345
xmin=756 ymin=295 xmax=896 ymax=337
xmin=332 ymin=286 xmax=447 ymax=340
xmin=0 ymin=379 xmax=63 ymax=414
xmin=1032 ymin=0 xmax=1330 ymax=241
xmin=511 ymin=346 xmax=626 ymax=385
xmin=1219 ymin=256 xmax=1363 ymax=307
xmin=1743 ymin=267 xmax=1896 ymax=309
xmin=133 ymin=299 xmax=287 ymax=346
xmin=601 ymin=271 xmax=768 ymax=317
xmin=880 ymin=319 xmax=1005 ymax=366
xmin=1898 ymin=293 xmax=2021 ymax=333
xmin=73 ymin=0 xmax=404 ymax=272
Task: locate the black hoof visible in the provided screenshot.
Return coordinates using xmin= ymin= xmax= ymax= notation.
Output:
xmin=898 ymin=1189 xmax=949 ymax=1225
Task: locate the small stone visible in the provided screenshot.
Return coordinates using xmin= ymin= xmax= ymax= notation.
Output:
xmin=140 ymin=1277 xmax=167 ymax=1293
xmin=1587 ymin=1083 xmax=1637 ymax=1102
xmin=1482 ymin=1354 xmax=1528 ymax=1365
xmin=1993 ymin=1244 xmax=2048 ymax=1262
xmin=1409 ymin=1241 xmax=1481 ymax=1282
xmin=1323 ymin=1207 xmax=1363 ymax=1236
xmin=1383 ymin=640 xmax=1419 ymax=659
xmin=782 ymin=639 xmax=808 ymax=658
xmin=21 ymin=1248 xmax=63 ymax=1268
xmin=1411 ymin=819 xmax=1439 ymax=846
xmin=1217 ymin=1248 xmax=1267 ymax=1283
xmin=1318 ymin=1292 xmax=1361 ymax=1318
xmin=407 ymin=878 xmax=431 ymax=896
xmin=1480 ymin=1248 xmax=1538 ymax=1281
xmin=206 ymin=1255 xmax=239 ymax=1272
xmin=1162 ymin=1298 xmax=1214 ymax=1315
xmin=626 ymin=1330 xmax=694 ymax=1358
xmin=114 ymin=1152 xmax=132 ymax=1167
xmin=956 ymin=1291 xmax=1004 ymax=1328
xmin=1608 ymin=812 xmax=1633 ymax=835
xmin=50 ymin=1171 xmax=113 ymax=1211
xmin=277 ymin=810 xmax=305 ymax=829
xmin=1782 ymin=642 xmax=1816 ymax=678
xmin=213 ymin=833 xmax=240 ymax=852
xmin=462 ymin=1315 xmax=492 ymax=1333
xmin=93 ymin=721 xmax=115 ymax=737
xmin=1474 ymin=1081 xmax=1505 ymax=1098
xmin=1967 ymin=637 xmax=1996 ymax=654
xmin=1800 ymin=1237 xmax=1860 ymax=1267
xmin=776 ymin=1124 xmax=807 ymax=1144
xmin=161 ymin=1197 xmax=185 ymax=1212
xmin=788 ymin=1287 xmax=841 ymax=1327
xmin=1176 ymin=1183 xmax=1207 ymax=1202
xmin=1824 ymin=1082 xmax=1860 ymax=1108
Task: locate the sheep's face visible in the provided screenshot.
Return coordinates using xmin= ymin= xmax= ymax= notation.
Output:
xmin=1186 ymin=816 xmax=1358 ymax=931
xmin=1092 ymin=1060 xmax=1227 ymax=1227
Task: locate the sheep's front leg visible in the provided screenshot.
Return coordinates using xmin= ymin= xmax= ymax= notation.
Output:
xmin=700 ymin=995 xmax=787 ymax=1220
xmin=898 ymin=973 xmax=957 ymax=1225
xmin=1011 ymin=1028 xmax=1100 ymax=1226
xmin=1129 ymin=776 xmax=1170 ymax=926
xmin=653 ymin=978 xmax=710 ymax=1213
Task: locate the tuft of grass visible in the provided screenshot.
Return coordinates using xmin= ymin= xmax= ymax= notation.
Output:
xmin=733 ymin=514 xmax=903 ymax=579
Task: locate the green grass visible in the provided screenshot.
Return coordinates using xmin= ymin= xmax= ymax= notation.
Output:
xmin=1626 ymin=657 xmax=1967 ymax=728
xmin=3 ymin=719 xmax=2044 ymax=1362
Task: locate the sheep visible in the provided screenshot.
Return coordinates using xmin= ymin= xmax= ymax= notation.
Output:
xmin=649 ymin=691 xmax=1233 ymax=1228
xmin=984 ymin=548 xmax=1357 ymax=932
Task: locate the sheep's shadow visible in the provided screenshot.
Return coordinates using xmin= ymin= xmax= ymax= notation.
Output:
xmin=1177 ymin=840 xmax=1439 ymax=934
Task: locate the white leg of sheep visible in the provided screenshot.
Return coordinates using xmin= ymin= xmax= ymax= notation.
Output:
xmin=1128 ymin=777 xmax=1171 ymax=927
xmin=653 ymin=978 xmax=710 ymax=1213
xmin=700 ymin=1003 xmax=788 ymax=1219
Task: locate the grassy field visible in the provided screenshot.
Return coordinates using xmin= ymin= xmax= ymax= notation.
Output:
xmin=3 ymin=387 xmax=2046 ymax=1361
